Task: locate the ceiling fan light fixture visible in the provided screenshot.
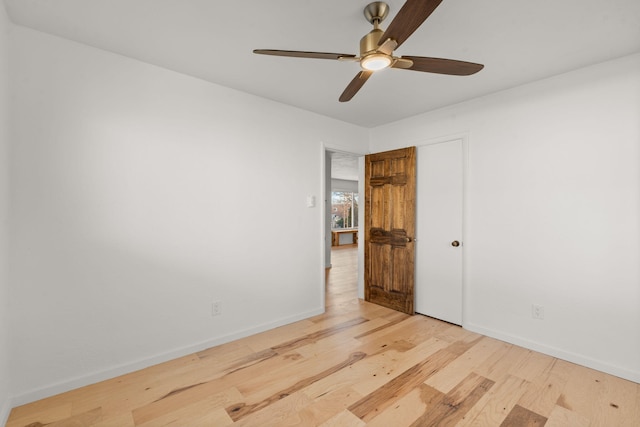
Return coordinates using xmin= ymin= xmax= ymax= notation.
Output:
xmin=361 ymin=53 xmax=392 ymax=71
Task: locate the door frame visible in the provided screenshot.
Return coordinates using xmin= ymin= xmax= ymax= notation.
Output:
xmin=321 ymin=143 xmax=367 ymax=310
xmin=414 ymin=132 xmax=470 ymax=325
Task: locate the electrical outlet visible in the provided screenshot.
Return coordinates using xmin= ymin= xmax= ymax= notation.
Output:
xmin=212 ymin=301 xmax=222 ymax=317
xmin=532 ymin=304 xmax=544 ymax=320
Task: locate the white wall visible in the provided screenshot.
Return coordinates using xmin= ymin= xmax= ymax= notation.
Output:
xmin=370 ymin=53 xmax=640 ymax=382
xmin=8 ymin=26 xmax=368 ymax=403
xmin=0 ymin=1 xmax=11 ymax=423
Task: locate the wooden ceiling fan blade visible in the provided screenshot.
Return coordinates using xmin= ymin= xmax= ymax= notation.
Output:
xmin=253 ymin=49 xmax=356 ymax=60
xmin=339 ymin=71 xmax=373 ymax=102
xmin=395 ymin=56 xmax=484 ymax=75
xmin=378 ymin=0 xmax=444 ymax=49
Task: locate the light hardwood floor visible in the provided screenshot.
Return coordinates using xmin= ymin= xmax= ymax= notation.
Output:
xmin=7 ymin=245 xmax=640 ymax=426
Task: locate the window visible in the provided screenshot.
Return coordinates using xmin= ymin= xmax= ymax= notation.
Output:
xmin=331 ymin=191 xmax=358 ymax=229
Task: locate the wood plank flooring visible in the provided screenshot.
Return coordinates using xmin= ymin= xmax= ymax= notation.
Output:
xmin=7 ymin=245 xmax=640 ymax=426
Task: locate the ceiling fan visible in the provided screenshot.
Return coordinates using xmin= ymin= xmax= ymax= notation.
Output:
xmin=253 ymin=0 xmax=484 ymax=102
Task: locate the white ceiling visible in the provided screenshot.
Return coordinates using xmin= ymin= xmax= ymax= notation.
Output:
xmin=4 ymin=0 xmax=640 ymax=128
xmin=331 ymin=152 xmax=360 ymax=181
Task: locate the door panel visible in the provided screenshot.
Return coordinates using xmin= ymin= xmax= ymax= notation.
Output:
xmin=364 ymin=146 xmax=416 ymax=314
xmin=415 ymin=140 xmax=463 ymax=324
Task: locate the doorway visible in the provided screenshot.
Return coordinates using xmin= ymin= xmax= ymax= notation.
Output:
xmin=325 ymin=149 xmax=363 ymax=304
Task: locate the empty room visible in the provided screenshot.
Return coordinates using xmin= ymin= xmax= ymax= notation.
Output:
xmin=0 ymin=0 xmax=639 ymax=426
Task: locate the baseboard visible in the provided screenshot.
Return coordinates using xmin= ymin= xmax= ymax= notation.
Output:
xmin=464 ymin=321 xmax=640 ymax=384
xmin=1 ymin=395 xmax=12 ymax=427
xmin=10 ymin=306 xmax=325 ymax=407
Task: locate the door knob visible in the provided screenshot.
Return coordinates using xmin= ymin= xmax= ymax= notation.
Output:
xmin=451 ymin=240 xmax=460 ymax=247
xmin=405 ymin=237 xmax=413 ymax=243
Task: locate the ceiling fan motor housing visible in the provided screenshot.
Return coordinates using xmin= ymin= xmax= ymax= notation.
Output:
xmin=360 ymin=28 xmax=385 ymax=57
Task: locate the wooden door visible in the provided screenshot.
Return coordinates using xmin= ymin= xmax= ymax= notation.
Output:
xmin=415 ymin=140 xmax=463 ymax=324
xmin=364 ymin=146 xmax=416 ymax=314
